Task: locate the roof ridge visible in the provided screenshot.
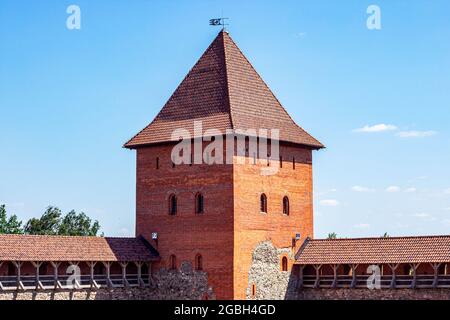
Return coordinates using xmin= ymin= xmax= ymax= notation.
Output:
xmin=0 ymin=234 xmax=141 ymax=240
xmin=124 ymin=31 xmax=323 ymax=148
xmin=222 ymin=33 xmax=324 ymax=148
xmin=311 ymin=234 xmax=450 ymax=241
xmin=124 ymin=31 xmax=229 ymax=148
xmin=221 ymin=31 xmax=234 ymax=130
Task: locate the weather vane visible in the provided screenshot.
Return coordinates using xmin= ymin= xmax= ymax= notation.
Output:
xmin=209 ymin=17 xmax=229 ymax=30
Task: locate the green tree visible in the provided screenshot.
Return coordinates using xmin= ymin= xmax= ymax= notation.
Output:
xmin=58 ymin=210 xmax=100 ymax=236
xmin=327 ymin=232 xmax=337 ymax=239
xmin=0 ymin=204 xmax=23 ymax=234
xmin=382 ymin=232 xmax=390 ymax=238
xmin=24 ymin=206 xmax=101 ymax=236
xmin=24 ymin=206 xmax=61 ymax=235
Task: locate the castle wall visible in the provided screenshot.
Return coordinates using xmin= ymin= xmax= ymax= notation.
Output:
xmin=233 ymin=144 xmax=314 ymax=299
xmin=135 ymin=143 xmax=234 ymax=299
xmin=245 ymin=241 xmax=450 ymax=301
xmin=296 ymin=288 xmax=450 ymax=300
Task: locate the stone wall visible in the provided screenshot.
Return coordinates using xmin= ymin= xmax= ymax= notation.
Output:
xmin=234 ymin=144 xmax=314 ymax=299
xmin=245 ymin=241 xmax=450 ymax=301
xmin=0 ymin=262 xmax=215 ymax=300
xmin=296 ymin=288 xmax=450 ymax=300
xmin=246 ymin=241 xmax=298 ymax=300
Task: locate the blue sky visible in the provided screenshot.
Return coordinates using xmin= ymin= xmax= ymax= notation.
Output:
xmin=1 ymin=0 xmax=449 ymax=238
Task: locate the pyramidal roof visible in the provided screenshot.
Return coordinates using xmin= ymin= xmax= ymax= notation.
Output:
xmin=124 ymin=30 xmax=323 ymax=149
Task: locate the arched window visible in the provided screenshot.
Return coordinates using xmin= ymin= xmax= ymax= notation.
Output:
xmin=260 ymin=194 xmax=267 ymax=213
xmin=169 ymin=194 xmax=177 ymax=215
xmin=195 ymin=193 xmax=204 ymax=214
xmin=283 ymin=196 xmax=290 ymax=215
xmin=169 ymin=255 xmax=177 ymax=270
xmin=281 ymin=256 xmax=288 ymax=272
xmin=195 ymin=254 xmax=203 ymax=271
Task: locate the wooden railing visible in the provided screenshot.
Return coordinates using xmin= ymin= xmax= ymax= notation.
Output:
xmin=0 ymin=274 xmax=151 ymax=291
xmin=300 ymin=274 xmax=450 ymax=289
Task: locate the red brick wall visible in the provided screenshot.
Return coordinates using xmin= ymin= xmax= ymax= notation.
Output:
xmin=232 ymin=144 xmax=314 ymax=299
xmin=134 ymin=141 xmax=314 ymax=300
xmin=135 ymin=143 xmax=235 ymax=299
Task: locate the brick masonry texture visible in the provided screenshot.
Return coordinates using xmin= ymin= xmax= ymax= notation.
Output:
xmin=134 ymin=140 xmax=314 ymax=299
xmin=233 ymin=145 xmax=313 ymax=299
xmin=135 ymin=142 xmax=234 ymax=299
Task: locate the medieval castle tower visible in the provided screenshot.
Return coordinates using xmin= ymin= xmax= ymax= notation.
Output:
xmin=124 ymin=30 xmax=323 ymax=300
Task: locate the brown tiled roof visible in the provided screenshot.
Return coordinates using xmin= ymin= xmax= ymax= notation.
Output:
xmin=0 ymin=234 xmax=159 ymax=262
xmin=295 ymin=236 xmax=450 ymax=264
xmin=124 ymin=31 xmax=323 ymax=149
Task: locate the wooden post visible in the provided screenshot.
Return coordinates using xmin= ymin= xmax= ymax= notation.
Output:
xmin=313 ymin=264 xmax=322 ymax=288
xmin=389 ymin=264 xmax=398 ymax=289
xmin=410 ymin=263 xmax=419 ymax=289
xmin=102 ymin=262 xmax=112 ymax=288
xmin=331 ymin=264 xmax=339 ymax=288
xmin=31 ymin=261 xmax=43 ymax=290
xmin=431 ymin=263 xmax=441 ymax=288
xmin=135 ymin=262 xmax=144 ymax=287
xmin=350 ymin=264 xmax=359 ymax=288
xmin=88 ymin=262 xmax=96 ymax=288
xmin=50 ymin=262 xmax=60 ymax=289
xmin=13 ymin=261 xmax=23 ymax=290
xmin=120 ymin=262 xmax=128 ymax=287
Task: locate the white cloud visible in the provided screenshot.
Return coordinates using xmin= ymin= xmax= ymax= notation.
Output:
xmin=353 ymin=124 xmax=397 ymax=133
xmin=412 ymin=213 xmax=437 ymax=221
xmin=351 ymin=186 xmax=375 ymax=192
xmin=320 ymin=199 xmax=340 ymax=207
xmin=404 ymin=187 xmax=417 ymax=193
xmin=354 ymin=223 xmax=370 ymax=229
xmin=413 ymin=213 xmax=430 ymax=218
xmin=386 ymin=186 xmax=401 ymax=193
xmin=294 ymin=32 xmax=307 ymax=38
xmin=396 ymin=130 xmax=437 ymax=138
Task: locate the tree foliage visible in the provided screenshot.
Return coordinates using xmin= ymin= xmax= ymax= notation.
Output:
xmin=58 ymin=210 xmax=100 ymax=236
xmin=0 ymin=204 xmax=101 ymax=236
xmin=0 ymin=205 xmax=23 ymax=234
xmin=327 ymin=232 xmax=337 ymax=239
xmin=24 ymin=206 xmax=61 ymax=235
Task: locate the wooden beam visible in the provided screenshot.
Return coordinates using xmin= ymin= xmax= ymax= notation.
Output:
xmin=410 ymin=263 xmax=419 ymax=289
xmin=50 ymin=262 xmax=61 ymax=289
xmin=431 ymin=263 xmax=441 ymax=288
xmin=313 ymin=264 xmax=322 ymax=288
xmin=13 ymin=261 xmax=23 ymax=290
xmin=31 ymin=261 xmax=43 ymax=290
xmin=87 ymin=261 xmax=96 ymax=288
xmin=331 ymin=264 xmax=339 ymax=288
xmin=135 ymin=262 xmax=145 ymax=287
xmin=350 ymin=264 xmax=359 ymax=288
xmin=102 ymin=262 xmax=113 ymax=288
xmin=120 ymin=262 xmax=129 ymax=287
xmin=388 ymin=264 xmax=399 ymax=289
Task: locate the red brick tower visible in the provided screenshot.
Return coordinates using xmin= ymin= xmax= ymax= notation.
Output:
xmin=124 ymin=31 xmax=323 ymax=300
